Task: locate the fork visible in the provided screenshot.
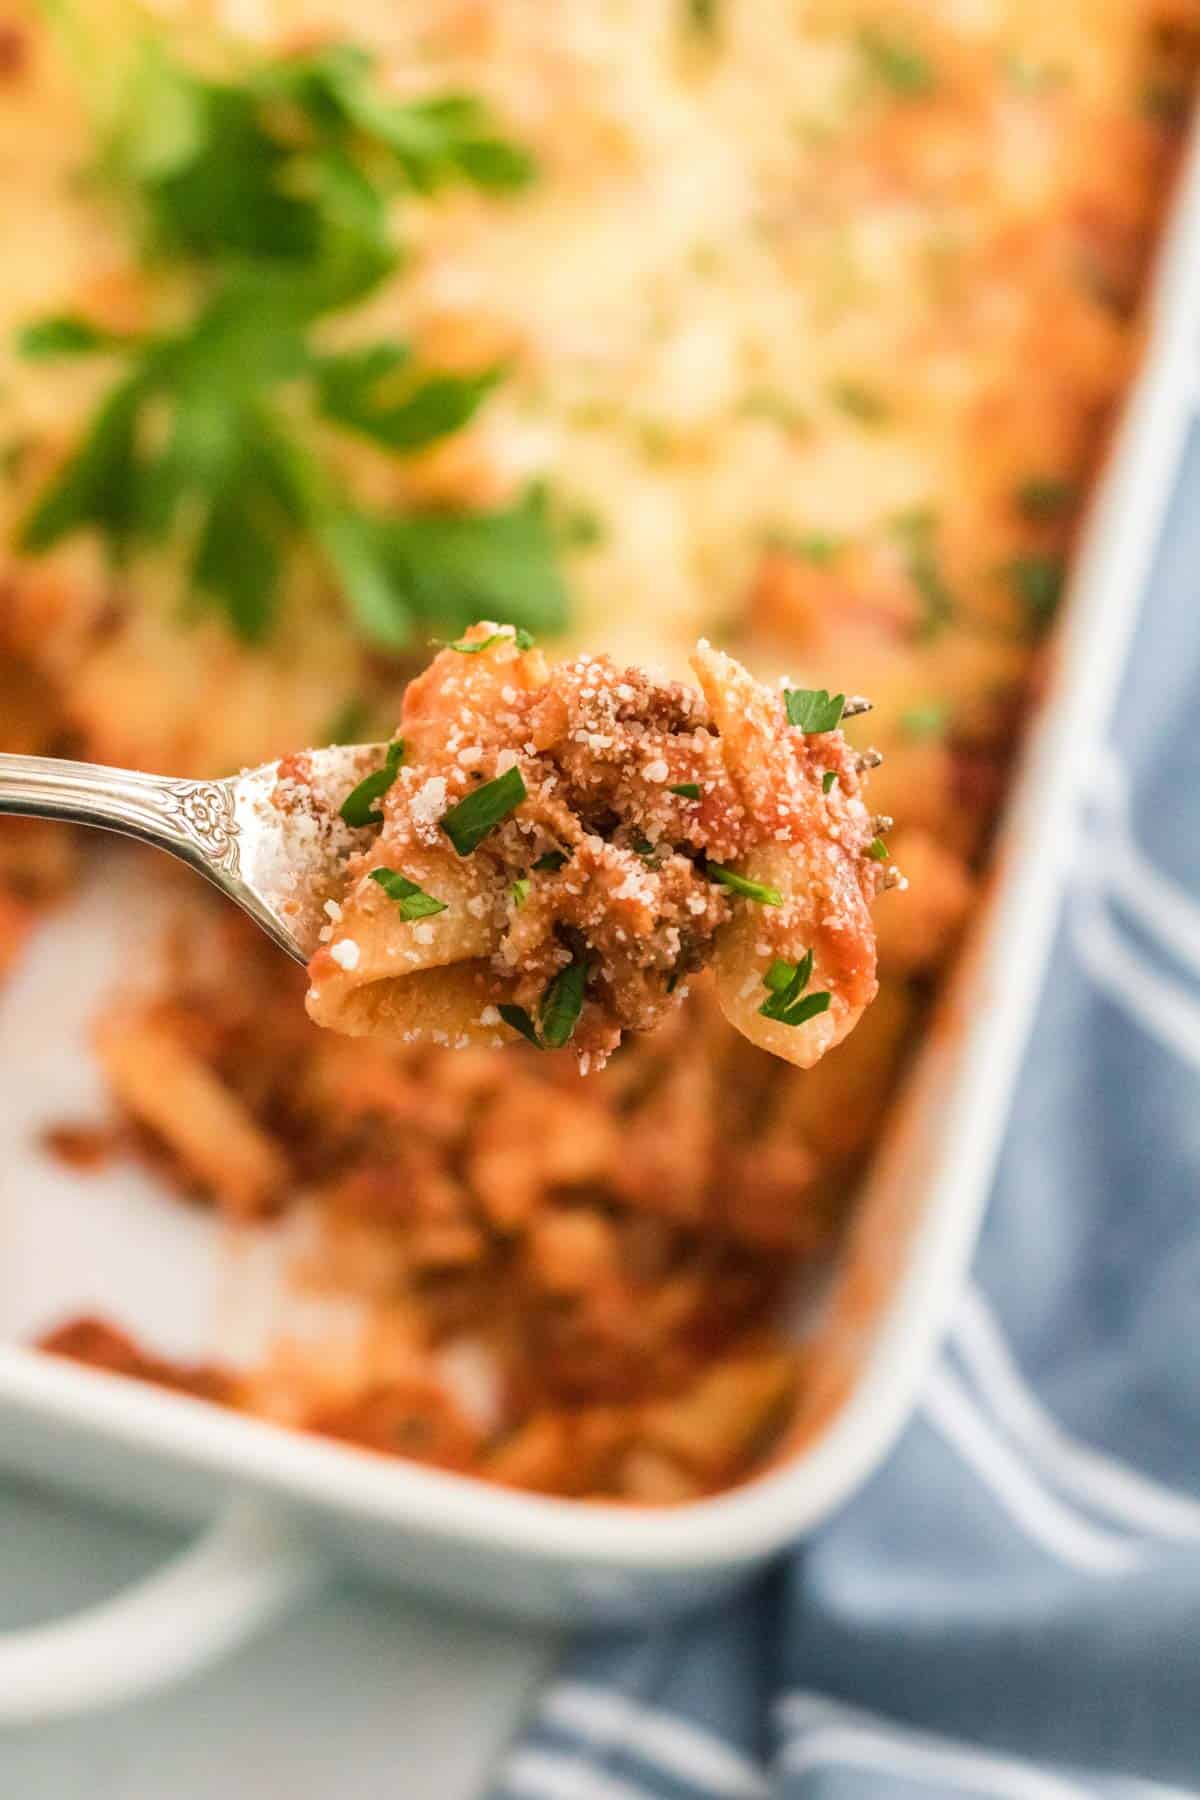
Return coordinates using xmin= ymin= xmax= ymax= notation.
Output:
xmin=0 ymin=748 xmax=387 ymax=963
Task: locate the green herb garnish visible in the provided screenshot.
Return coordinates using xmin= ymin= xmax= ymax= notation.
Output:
xmin=758 ymin=951 xmax=831 ymax=1027
xmin=900 ymin=701 xmax=949 ymax=740
xmin=669 ymin=782 xmax=701 ymax=799
xmin=16 ymin=316 xmax=132 ymax=359
xmin=829 ymin=379 xmax=889 ymax=425
xmin=769 ymin=529 xmax=843 ymax=566
xmin=890 ymin=509 xmax=955 ymax=638
xmin=867 ymin=837 xmax=889 ymax=861
xmin=822 ymin=770 xmax=837 ymax=794
xmin=497 ymin=959 xmax=588 ymax=1049
xmin=498 ymin=1003 xmax=540 ymax=1046
xmin=15 ymin=36 xmax=561 ymax=652
xmin=368 ymin=867 xmax=447 ymax=920
xmin=440 ymin=764 xmax=526 ymax=856
xmin=539 ymin=958 xmax=588 ymax=1049
xmin=509 ymin=876 xmax=531 ymax=908
xmin=442 ymin=625 xmax=535 ymax=654
xmin=708 ymin=865 xmax=783 ymax=906
xmin=784 ymin=688 xmax=845 ymax=732
xmin=339 ymin=738 xmax=404 ymax=826
xmin=858 ymin=27 xmax=935 ymax=99
xmin=1016 ymin=476 xmax=1076 ymax=520
xmin=1007 ymin=553 xmax=1064 ymax=627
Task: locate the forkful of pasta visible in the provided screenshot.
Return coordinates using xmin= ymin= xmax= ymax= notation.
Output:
xmin=0 ymin=625 xmax=898 ymax=1072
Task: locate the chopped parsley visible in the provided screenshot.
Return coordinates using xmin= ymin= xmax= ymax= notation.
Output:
xmin=890 ymin=509 xmax=955 ymax=638
xmin=368 ymin=867 xmax=447 ymax=920
xmin=540 ymin=959 xmax=588 ymax=1049
xmin=498 ymin=1003 xmax=540 ymax=1046
xmin=440 ymin=764 xmax=526 ymax=856
xmin=784 ymin=688 xmax=845 ymax=732
xmin=775 ymin=529 xmax=844 ymax=566
xmin=829 ymin=379 xmax=890 ymax=425
xmin=498 ymin=958 xmax=588 ymax=1050
xmin=442 ymin=626 xmax=535 ymax=654
xmin=758 ymin=951 xmax=832 ymax=1028
xmin=16 ymin=316 xmax=131 ymax=359
xmin=857 ymin=26 xmax=935 ymax=99
xmin=708 ymin=865 xmax=783 ymax=906
xmin=866 ymin=837 xmax=889 ymax=861
xmin=1016 ymin=476 xmax=1077 ymax=520
xmin=339 ymin=738 xmax=404 ymax=827
xmin=1007 ymin=553 xmax=1064 ymax=627
xmin=533 ymin=850 xmax=568 ymax=872
xmin=509 ymin=876 xmax=531 ymax=908
xmin=669 ymin=782 xmax=702 ymax=799
xmin=822 ymin=770 xmax=837 ymax=794
xmin=16 ymin=35 xmax=564 ymax=652
xmin=900 ymin=701 xmax=949 ymax=741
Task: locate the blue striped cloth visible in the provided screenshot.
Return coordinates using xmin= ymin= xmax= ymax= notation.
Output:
xmin=487 ymin=418 xmax=1200 ymax=1796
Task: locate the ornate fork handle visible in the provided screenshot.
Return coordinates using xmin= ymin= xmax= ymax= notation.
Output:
xmin=0 ymin=753 xmax=241 ymax=881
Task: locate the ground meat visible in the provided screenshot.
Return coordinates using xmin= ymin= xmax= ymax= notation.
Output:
xmin=307 ymin=627 xmax=885 ymax=1070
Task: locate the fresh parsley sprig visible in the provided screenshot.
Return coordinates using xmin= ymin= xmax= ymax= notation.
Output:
xmin=16 ymin=35 xmax=566 ymax=652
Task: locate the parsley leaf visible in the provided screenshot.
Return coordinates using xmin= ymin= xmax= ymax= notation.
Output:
xmin=16 ymin=316 xmax=133 ymax=358
xmin=669 ymin=782 xmax=701 ymax=799
xmin=443 ymin=626 xmax=535 ymax=654
xmin=867 ymin=837 xmax=889 ymax=861
xmin=315 ymin=349 xmax=504 ymax=453
xmin=509 ymin=876 xmax=531 ymax=908
xmin=497 ymin=959 xmax=588 ymax=1050
xmin=440 ymin=765 xmax=527 ymax=856
xmin=900 ymin=701 xmax=948 ymax=740
xmin=498 ymin=1002 xmax=540 ymax=1046
xmin=829 ymin=379 xmax=889 ymax=425
xmin=784 ymin=688 xmax=845 ymax=732
xmin=822 ymin=770 xmax=837 ymax=794
xmin=339 ymin=739 xmax=404 ymax=827
xmin=16 ymin=33 xmax=559 ymax=654
xmin=758 ymin=950 xmax=832 ymax=1027
xmin=1007 ymin=554 xmax=1064 ymax=627
xmin=890 ymin=509 xmax=955 ymax=638
xmin=368 ymin=866 xmax=447 ymax=920
xmin=858 ymin=27 xmax=936 ymax=98
xmin=539 ymin=958 xmax=588 ymax=1049
xmin=364 ymin=491 xmax=568 ymax=644
xmin=1016 ymin=476 xmax=1076 ymax=520
xmin=708 ymin=864 xmax=783 ymax=906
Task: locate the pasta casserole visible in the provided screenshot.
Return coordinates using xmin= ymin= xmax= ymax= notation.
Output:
xmin=2 ymin=0 xmax=1195 ymax=1500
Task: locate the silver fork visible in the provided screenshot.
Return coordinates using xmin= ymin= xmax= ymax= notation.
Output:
xmin=0 ymin=748 xmax=387 ymax=963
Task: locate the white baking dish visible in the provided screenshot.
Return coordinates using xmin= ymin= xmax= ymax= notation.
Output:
xmin=1 ymin=125 xmax=1197 ymax=1727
